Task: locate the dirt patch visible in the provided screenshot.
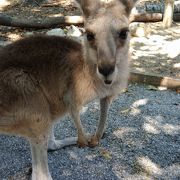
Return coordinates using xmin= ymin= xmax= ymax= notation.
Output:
xmin=130 ymin=22 xmax=180 ymax=79
xmin=1 ymin=0 xmax=80 ymax=17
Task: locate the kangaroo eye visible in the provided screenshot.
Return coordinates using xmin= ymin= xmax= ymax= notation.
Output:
xmin=86 ymin=32 xmax=95 ymax=41
xmin=118 ymin=29 xmax=129 ymax=40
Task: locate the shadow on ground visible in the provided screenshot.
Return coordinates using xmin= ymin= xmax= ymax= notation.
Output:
xmin=131 ymin=22 xmax=180 ymax=78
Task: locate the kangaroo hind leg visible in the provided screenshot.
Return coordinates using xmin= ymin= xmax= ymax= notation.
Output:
xmin=48 ymin=124 xmax=77 ymax=151
xmin=30 ymin=133 xmax=52 ymax=180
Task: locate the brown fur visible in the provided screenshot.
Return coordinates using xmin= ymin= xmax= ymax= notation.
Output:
xmin=0 ymin=0 xmax=137 ymax=179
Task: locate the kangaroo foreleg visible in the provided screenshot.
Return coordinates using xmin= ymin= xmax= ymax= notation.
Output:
xmin=89 ymin=96 xmax=113 ymax=147
xmin=70 ymin=110 xmax=89 ymax=147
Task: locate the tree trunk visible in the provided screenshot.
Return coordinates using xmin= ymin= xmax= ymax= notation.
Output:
xmin=163 ymin=0 xmax=174 ymax=28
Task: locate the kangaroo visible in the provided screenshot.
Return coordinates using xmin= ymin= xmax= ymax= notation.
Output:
xmin=0 ymin=0 xmax=137 ymax=179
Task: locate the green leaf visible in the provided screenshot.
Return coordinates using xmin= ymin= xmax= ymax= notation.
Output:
xmin=99 ymin=148 xmax=112 ymax=160
xmin=146 ymin=85 xmax=158 ymax=91
xmin=120 ymin=108 xmax=130 ymax=114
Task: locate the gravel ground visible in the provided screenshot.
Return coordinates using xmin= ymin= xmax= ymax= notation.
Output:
xmin=0 ymin=84 xmax=180 ymax=180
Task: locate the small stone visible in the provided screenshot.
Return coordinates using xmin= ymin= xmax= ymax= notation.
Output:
xmin=0 ymin=0 xmax=10 ymax=10
xmin=25 ymin=32 xmax=34 ymax=37
xmin=67 ymin=25 xmax=82 ymax=37
xmin=46 ymin=28 xmax=65 ymax=37
xmin=0 ymin=41 xmax=11 ymax=47
xmin=67 ymin=36 xmax=84 ymax=43
xmin=129 ymin=22 xmax=149 ymax=37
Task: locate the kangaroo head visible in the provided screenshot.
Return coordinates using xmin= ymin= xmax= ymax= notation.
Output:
xmin=75 ymin=0 xmax=137 ymax=85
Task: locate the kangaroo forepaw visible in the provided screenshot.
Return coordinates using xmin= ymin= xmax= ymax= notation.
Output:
xmin=88 ymin=135 xmax=99 ymax=148
xmin=77 ymin=134 xmax=91 ymax=148
xmin=77 ymin=140 xmax=88 ymax=148
xmin=77 ymin=140 xmax=89 ymax=148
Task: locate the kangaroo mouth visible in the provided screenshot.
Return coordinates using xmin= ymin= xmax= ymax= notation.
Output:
xmin=104 ymin=80 xmax=112 ymax=85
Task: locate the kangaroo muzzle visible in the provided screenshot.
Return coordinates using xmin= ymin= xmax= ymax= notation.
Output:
xmin=98 ymin=65 xmax=115 ymax=77
xmin=97 ymin=64 xmax=116 ymax=85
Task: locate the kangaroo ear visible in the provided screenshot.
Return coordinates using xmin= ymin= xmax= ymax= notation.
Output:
xmin=74 ymin=0 xmax=137 ymax=17
xmin=119 ymin=0 xmax=138 ymax=15
xmin=73 ymin=0 xmax=99 ymax=18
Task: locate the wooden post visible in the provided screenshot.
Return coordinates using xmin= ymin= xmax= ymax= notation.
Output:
xmin=163 ymin=0 xmax=175 ymax=28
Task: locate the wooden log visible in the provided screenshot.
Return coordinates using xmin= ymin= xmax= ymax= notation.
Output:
xmin=129 ymin=71 xmax=180 ymax=90
xmin=0 ymin=14 xmax=84 ymax=29
xmin=130 ymin=12 xmax=180 ymax=23
xmin=145 ymin=1 xmax=180 ymax=13
xmin=173 ymin=13 xmax=180 ymax=21
xmin=130 ymin=13 xmax=163 ymax=22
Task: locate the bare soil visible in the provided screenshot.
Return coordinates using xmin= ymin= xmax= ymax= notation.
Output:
xmin=130 ymin=22 xmax=180 ymax=79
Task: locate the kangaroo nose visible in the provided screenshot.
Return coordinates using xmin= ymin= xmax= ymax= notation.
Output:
xmin=98 ymin=65 xmax=115 ymax=77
